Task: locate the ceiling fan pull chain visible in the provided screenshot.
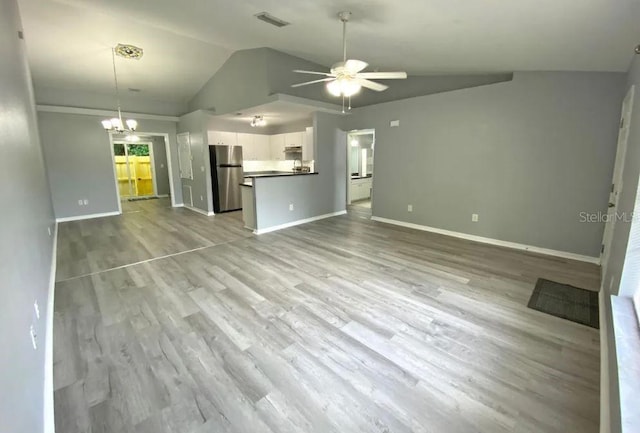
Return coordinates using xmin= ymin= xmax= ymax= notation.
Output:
xmin=348 ymin=95 xmax=352 ymax=111
xmin=342 ymin=95 xmax=346 ymax=114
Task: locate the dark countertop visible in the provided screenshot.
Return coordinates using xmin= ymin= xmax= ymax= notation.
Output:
xmin=244 ymin=171 xmax=319 ymax=179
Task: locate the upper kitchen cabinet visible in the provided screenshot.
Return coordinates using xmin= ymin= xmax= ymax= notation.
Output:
xmin=283 ymin=132 xmax=303 ymax=148
xmin=269 ymin=134 xmax=285 ymax=160
xmin=208 ymin=131 xmax=237 ymax=146
xmin=253 ymin=135 xmax=271 ymax=160
xmin=302 ymin=127 xmax=314 ymax=161
xmin=237 ymin=133 xmax=254 ymax=159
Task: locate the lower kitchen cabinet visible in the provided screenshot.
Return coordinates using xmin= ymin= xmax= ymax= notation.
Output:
xmin=350 ymin=177 xmax=372 ymax=202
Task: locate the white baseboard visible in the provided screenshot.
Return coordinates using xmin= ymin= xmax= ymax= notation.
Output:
xmin=599 ymin=289 xmax=610 ymax=433
xmin=184 ymin=205 xmax=215 ymax=217
xmin=255 ymin=210 xmax=347 ymax=235
xmin=44 ymin=222 xmax=58 ymax=433
xmin=56 ymin=211 xmax=120 ymax=223
xmin=371 ymin=216 xmax=600 ymax=264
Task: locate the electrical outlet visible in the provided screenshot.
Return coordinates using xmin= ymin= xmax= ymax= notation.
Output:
xmin=34 ymin=300 xmax=40 ymax=319
xmin=200 ymin=195 xmax=204 ymax=201
xmin=407 ymin=204 xmax=413 ymax=212
xmin=30 ymin=325 xmax=37 ymax=350
xmin=78 ymin=199 xmax=83 ymax=206
xmin=472 ymin=213 xmax=479 ymax=222
xmin=161 ymin=163 xmax=165 ymax=168
xmin=289 ymin=203 xmax=294 ymax=211
xmin=83 ymin=199 xmax=89 ymax=205
xmin=390 ymin=120 xmax=400 ymax=127
xmin=200 ymin=166 xmax=205 ymax=172
xmin=47 ymin=227 xmax=51 ymax=236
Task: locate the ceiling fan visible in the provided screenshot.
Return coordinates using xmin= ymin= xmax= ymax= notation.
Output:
xmin=292 ymin=11 xmax=407 ymax=110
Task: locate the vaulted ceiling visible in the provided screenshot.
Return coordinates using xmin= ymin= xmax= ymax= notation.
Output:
xmin=18 ymin=0 xmax=640 ymax=111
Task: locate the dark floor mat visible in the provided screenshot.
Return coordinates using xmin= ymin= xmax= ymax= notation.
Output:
xmin=528 ymin=278 xmax=599 ymax=329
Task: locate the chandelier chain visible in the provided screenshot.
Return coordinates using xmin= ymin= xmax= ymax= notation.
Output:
xmin=111 ymin=48 xmax=124 ymax=126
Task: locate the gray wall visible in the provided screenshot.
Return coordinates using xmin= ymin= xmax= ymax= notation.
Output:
xmin=188 ymin=49 xmax=269 ymax=114
xmin=254 ymin=112 xmax=346 ymax=230
xmin=0 ymin=1 xmax=56 ymax=432
xmin=346 ymin=71 xmax=625 ymax=257
xmin=39 ymin=112 xmax=181 ymax=219
xmin=151 ymin=136 xmax=170 ymax=196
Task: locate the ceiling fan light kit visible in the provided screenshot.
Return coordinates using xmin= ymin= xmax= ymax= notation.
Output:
xmin=292 ymin=11 xmax=407 ymax=111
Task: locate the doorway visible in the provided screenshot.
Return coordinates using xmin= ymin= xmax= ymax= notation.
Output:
xmin=113 ymin=140 xmax=156 ymax=200
xmin=347 ymin=129 xmax=375 ymax=210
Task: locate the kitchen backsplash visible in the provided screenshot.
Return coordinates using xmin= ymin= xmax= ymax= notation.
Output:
xmin=243 ymin=160 xmax=314 ymax=173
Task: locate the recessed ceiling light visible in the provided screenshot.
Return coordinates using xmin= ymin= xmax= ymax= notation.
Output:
xmin=115 ymin=43 xmax=143 ymax=60
xmin=255 ymin=12 xmax=290 ymax=28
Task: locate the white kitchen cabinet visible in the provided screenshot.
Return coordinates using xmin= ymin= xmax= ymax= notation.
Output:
xmin=350 ymin=178 xmax=372 ymax=202
xmin=208 ymin=130 xmax=237 ymax=146
xmin=253 ymin=134 xmax=271 ymax=160
xmin=269 ymin=134 xmax=285 ymax=160
xmin=302 ymin=127 xmax=314 ymax=161
xmin=236 ymin=133 xmax=254 ymax=159
xmin=284 ymin=132 xmax=303 ymax=148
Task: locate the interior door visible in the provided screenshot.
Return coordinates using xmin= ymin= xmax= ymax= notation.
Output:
xmin=602 ymin=85 xmax=635 ymax=276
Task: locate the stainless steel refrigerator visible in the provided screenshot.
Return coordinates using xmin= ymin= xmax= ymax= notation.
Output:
xmin=209 ymin=145 xmax=243 ymax=213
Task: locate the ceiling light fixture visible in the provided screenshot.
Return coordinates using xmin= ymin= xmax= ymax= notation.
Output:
xmin=101 ymin=45 xmax=142 ymax=135
xmin=250 ymin=115 xmax=267 ymax=127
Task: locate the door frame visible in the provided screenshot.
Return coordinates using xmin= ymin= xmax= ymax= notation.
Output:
xmin=346 ymin=128 xmax=375 ymax=206
xmin=108 ymin=132 xmax=178 ymax=213
xmin=602 ymin=85 xmax=635 ymax=276
xmin=111 ymin=139 xmax=156 ymax=201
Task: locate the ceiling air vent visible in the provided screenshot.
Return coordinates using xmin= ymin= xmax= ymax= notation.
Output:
xmin=255 ymin=12 xmax=290 ymax=28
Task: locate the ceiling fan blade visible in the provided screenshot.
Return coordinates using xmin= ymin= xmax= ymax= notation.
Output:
xmin=356 ymin=71 xmax=408 ymax=79
xmin=291 ymin=78 xmax=334 ymax=88
xmin=293 ymin=69 xmax=333 ymax=76
xmin=357 ymin=79 xmax=389 ymax=92
xmin=345 ymin=59 xmax=368 ymax=73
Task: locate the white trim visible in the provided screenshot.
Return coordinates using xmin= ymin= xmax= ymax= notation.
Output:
xmin=371 ymin=216 xmax=601 ymax=264
xmin=148 ymin=141 xmax=159 ymax=197
xmin=56 ymin=211 xmax=120 ymax=223
xmin=599 ymin=289 xmax=610 ymax=433
xmin=44 ymin=222 xmax=58 ymax=433
xmin=35 ymin=104 xmax=180 ymax=122
xmin=108 ymin=134 xmax=123 ymax=214
xmin=184 ymin=205 xmax=215 ymax=217
xmin=255 ymin=210 xmax=347 ymax=235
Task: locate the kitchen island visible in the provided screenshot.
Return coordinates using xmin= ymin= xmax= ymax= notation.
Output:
xmin=240 ymin=171 xmax=319 ymax=231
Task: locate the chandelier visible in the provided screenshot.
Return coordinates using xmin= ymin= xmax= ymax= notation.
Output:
xmin=250 ymin=115 xmax=267 ymax=127
xmin=101 ymin=44 xmax=143 ymax=134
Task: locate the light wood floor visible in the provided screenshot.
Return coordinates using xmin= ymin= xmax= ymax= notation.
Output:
xmin=54 ymin=199 xmax=601 ymax=433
